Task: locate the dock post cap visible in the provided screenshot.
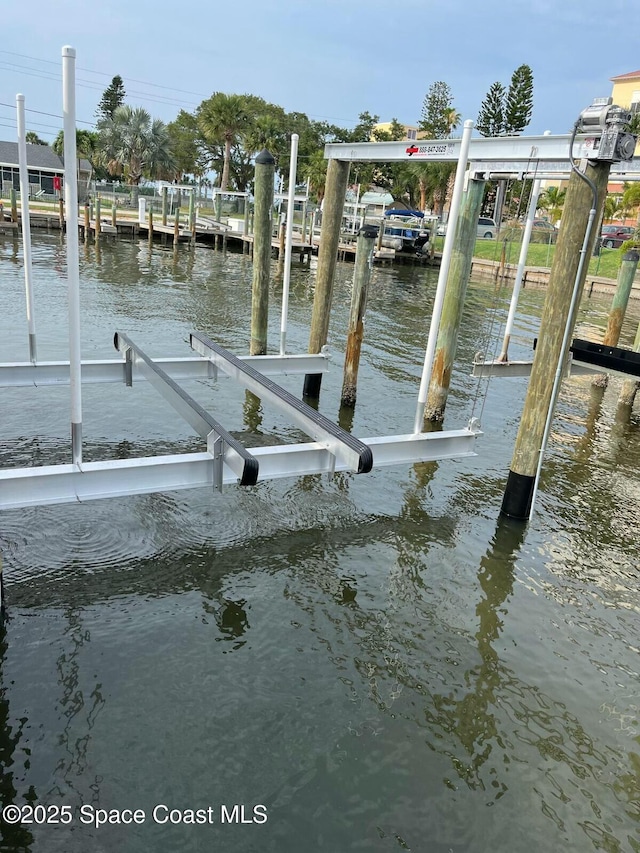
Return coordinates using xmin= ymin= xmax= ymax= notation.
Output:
xmin=255 ymin=150 xmax=275 ymax=165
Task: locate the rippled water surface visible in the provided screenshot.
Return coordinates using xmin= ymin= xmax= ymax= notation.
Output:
xmin=0 ymin=234 xmax=639 ymax=852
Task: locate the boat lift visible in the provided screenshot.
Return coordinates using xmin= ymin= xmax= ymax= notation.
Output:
xmin=2 ymin=54 xmax=639 ymax=512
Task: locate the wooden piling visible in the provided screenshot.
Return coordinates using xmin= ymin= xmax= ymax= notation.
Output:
xmin=84 ymin=203 xmax=90 ymax=241
xmin=243 ymin=196 xmax=250 ymax=242
xmin=111 ymin=201 xmax=117 ymax=228
xmin=174 ymin=208 xmax=180 ymax=244
xmin=303 ymin=158 xmax=350 ymax=397
xmin=278 ymin=220 xmax=286 ymax=259
xmin=250 ymin=150 xmax=275 ymax=356
xmin=341 ymin=225 xmax=377 ymax=407
xmin=161 ymin=186 xmax=168 ymax=226
xmin=188 ymin=190 xmax=195 ymax=235
xmin=592 ymin=249 xmax=640 ymax=388
xmin=618 ymin=319 xmax=640 ymax=409
xmin=95 ymin=196 xmax=101 ymax=239
xmin=10 ymin=188 xmax=17 ymax=223
xmin=58 ymin=198 xmax=64 ymax=228
xmin=148 ymin=208 xmax=154 ymax=245
xmin=501 ymin=159 xmax=611 ymax=520
xmin=425 ymin=175 xmax=486 ymax=422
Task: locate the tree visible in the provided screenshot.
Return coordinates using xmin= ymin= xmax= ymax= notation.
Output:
xmin=504 ymin=65 xmax=534 ymax=135
xmin=476 ymin=82 xmax=506 ymax=137
xmin=538 ymin=185 xmax=566 ymax=224
xmin=197 ymin=93 xmax=250 ymax=192
xmin=419 ymin=82 xmax=456 ymax=138
xmin=96 ymin=75 xmax=126 ymax=122
xmin=167 ymin=110 xmax=205 ymax=181
xmin=53 ymin=129 xmax=99 ymax=160
xmin=301 ymin=149 xmax=328 ymax=205
xmin=97 ymin=106 xmax=175 ymax=205
xmin=25 ymin=131 xmax=48 ymax=145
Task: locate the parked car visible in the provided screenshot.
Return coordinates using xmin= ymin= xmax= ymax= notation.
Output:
xmin=531 ymin=219 xmax=558 ymax=243
xmin=477 ymin=217 xmax=497 ymax=239
xmin=600 ymin=224 xmax=635 ymax=249
xmin=436 ymin=216 xmax=497 ymax=239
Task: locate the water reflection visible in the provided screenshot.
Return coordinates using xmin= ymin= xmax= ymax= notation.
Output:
xmin=0 ymin=625 xmax=35 ymax=852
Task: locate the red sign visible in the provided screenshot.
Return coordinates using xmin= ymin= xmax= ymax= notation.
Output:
xmin=53 ymin=175 xmax=61 ymax=191
xmin=406 ymin=145 xmax=419 ymax=156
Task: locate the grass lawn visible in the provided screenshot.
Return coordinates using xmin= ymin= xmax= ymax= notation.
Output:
xmin=433 ymin=236 xmax=629 ymax=280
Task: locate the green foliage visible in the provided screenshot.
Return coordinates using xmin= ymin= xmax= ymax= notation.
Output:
xmin=96 ymin=106 xmax=175 ymax=203
xmin=620 ymin=238 xmax=640 ymax=254
xmin=25 ymin=131 xmax=48 ymax=145
xmin=476 ymin=82 xmax=506 ymax=137
xmin=504 ymin=65 xmax=534 ymax=135
xmin=96 ymin=75 xmax=126 ymax=122
xmin=538 ymin=185 xmax=566 ymax=223
xmin=419 ymin=82 xmax=457 ymax=138
xmin=477 ymin=67 xmax=534 ymax=139
xmin=167 ymin=111 xmax=205 ymax=180
xmin=197 ymin=92 xmax=251 ymax=191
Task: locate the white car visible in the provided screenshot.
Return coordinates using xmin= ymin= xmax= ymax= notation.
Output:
xmin=436 ymin=216 xmax=497 ymax=239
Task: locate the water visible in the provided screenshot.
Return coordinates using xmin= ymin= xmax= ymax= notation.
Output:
xmin=0 ymin=233 xmax=639 ymax=852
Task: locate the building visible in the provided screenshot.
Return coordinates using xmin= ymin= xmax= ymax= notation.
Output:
xmin=372 ymin=122 xmax=422 ymax=141
xmin=0 ymin=141 xmax=92 ymax=201
xmin=610 ymin=70 xmax=640 ymax=119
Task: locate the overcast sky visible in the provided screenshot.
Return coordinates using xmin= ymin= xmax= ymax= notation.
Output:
xmin=1 ymin=0 xmax=638 ymax=143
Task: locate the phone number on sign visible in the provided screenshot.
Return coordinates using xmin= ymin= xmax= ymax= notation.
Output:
xmin=2 ymin=804 xmax=268 ymax=827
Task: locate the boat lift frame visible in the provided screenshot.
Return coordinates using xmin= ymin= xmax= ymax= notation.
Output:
xmin=4 ymin=53 xmax=639 ymax=512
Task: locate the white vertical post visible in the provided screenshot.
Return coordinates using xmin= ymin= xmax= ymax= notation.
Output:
xmin=279 ymin=133 xmax=299 ymax=355
xmin=62 ymin=46 xmax=82 ymax=465
xmin=498 ymin=176 xmax=543 ymax=361
xmin=413 ymin=119 xmax=474 ymax=433
xmin=16 ymin=94 xmax=37 ymax=364
xmin=499 ymin=131 xmax=550 ymax=361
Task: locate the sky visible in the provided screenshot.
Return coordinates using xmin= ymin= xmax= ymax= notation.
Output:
xmin=1 ymin=0 xmax=639 ymax=145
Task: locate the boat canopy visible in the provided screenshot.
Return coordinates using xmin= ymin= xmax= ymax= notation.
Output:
xmin=384 ymin=209 xmax=424 ymax=218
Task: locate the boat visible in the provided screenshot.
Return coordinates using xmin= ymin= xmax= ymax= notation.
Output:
xmin=379 ymin=209 xmax=432 ymax=254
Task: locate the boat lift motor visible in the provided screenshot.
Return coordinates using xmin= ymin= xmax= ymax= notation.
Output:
xmin=577 ymin=97 xmax=637 ymax=162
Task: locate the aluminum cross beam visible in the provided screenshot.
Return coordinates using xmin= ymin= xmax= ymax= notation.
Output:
xmin=323 ymin=134 xmax=635 ymax=165
xmin=0 ymin=352 xmax=330 ymax=388
xmin=0 ymin=430 xmax=478 ymax=510
xmin=113 ymin=332 xmax=258 ymax=488
xmin=190 ymin=331 xmax=373 ymax=474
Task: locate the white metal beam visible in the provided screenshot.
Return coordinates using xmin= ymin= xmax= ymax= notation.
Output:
xmin=323 ymin=134 xmax=609 ymax=164
xmin=0 ymin=353 xmax=330 ymax=387
xmin=0 ymin=429 xmax=479 ymax=510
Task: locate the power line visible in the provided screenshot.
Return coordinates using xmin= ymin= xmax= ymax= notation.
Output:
xmin=0 ymin=50 xmax=361 ymax=127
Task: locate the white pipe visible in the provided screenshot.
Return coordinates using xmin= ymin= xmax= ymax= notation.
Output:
xmin=499 ymin=131 xmax=550 ymax=361
xmin=413 ymin=119 xmax=474 ymax=434
xmin=279 ymin=133 xmax=299 ymax=355
xmin=499 ymin=177 xmax=543 ymax=359
xmin=16 ymin=94 xmax=37 ymax=363
xmin=62 ymin=45 xmax=82 ymax=465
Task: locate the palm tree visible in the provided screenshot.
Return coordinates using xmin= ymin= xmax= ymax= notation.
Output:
xmin=302 ymin=150 xmax=328 ymax=205
xmin=622 ymin=182 xmax=640 ymax=229
xmin=197 ymin=93 xmax=249 ymax=192
xmin=97 ymin=106 xmax=175 ymax=206
xmin=538 ymin=186 xmax=566 ymax=224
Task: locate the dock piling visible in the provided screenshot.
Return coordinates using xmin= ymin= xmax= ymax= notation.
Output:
xmin=10 ymin=188 xmax=17 ymax=223
xmin=425 ymin=174 xmax=486 ymax=422
xmin=592 ymin=249 xmax=639 ymax=388
xmin=500 ymin=158 xmax=611 ymax=520
xmin=303 ymin=158 xmax=350 ymax=398
xmin=341 ymin=225 xmax=377 ymax=407
xmin=161 ymin=186 xmax=168 ymax=226
xmin=250 ymin=150 xmax=275 ymax=356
